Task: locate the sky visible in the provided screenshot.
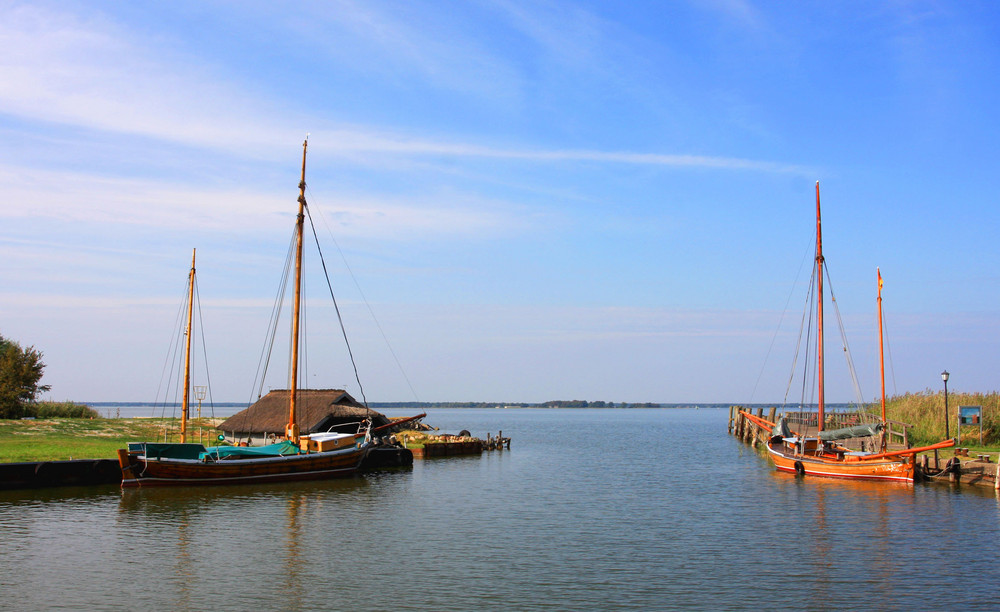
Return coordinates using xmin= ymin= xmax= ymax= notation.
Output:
xmin=1 ymin=0 xmax=998 ymax=405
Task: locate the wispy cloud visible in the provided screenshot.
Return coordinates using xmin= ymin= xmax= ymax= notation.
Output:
xmin=312 ymin=128 xmax=811 ymax=174
xmin=0 ymin=3 xmax=302 ymax=156
xmin=0 ymin=162 xmax=536 ymax=240
xmin=284 ymin=0 xmax=524 ymax=104
xmin=697 ymin=0 xmax=767 ymax=30
xmin=0 ymin=2 xmax=805 ymax=175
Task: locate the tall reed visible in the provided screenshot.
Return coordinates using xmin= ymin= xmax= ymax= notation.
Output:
xmin=871 ymin=389 xmax=998 ymax=446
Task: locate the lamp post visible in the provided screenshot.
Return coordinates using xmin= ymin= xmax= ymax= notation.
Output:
xmin=941 ymin=370 xmax=950 ymax=441
xmin=194 ymin=385 xmax=207 ymax=444
xmin=194 ymin=385 xmax=207 ymax=419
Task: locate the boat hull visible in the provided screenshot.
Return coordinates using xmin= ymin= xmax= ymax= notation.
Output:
xmin=767 ymin=442 xmax=915 ymax=482
xmin=118 ymin=445 xmax=369 ymax=488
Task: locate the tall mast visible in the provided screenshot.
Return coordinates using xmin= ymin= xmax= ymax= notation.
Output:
xmin=286 ymin=138 xmax=308 ymax=445
xmin=181 ymin=248 xmax=195 ymax=444
xmin=815 ymin=181 xmax=825 ymax=433
xmin=877 ymin=268 xmax=886 ymax=425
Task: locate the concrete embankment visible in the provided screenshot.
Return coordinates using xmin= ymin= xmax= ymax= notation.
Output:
xmin=0 ymin=459 xmax=121 ymax=490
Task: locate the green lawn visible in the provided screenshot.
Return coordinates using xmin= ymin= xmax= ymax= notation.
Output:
xmin=0 ymin=418 xmax=223 ymax=462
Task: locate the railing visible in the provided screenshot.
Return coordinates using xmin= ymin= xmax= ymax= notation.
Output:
xmin=784 ymin=410 xmax=910 ymax=448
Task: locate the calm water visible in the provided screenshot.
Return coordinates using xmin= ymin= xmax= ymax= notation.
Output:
xmin=2 ymin=408 xmax=998 ymax=611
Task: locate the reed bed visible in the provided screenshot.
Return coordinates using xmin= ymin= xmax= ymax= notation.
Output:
xmin=874 ymin=390 xmax=998 ymax=446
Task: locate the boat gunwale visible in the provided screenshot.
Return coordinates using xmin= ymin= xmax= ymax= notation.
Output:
xmin=131 ymin=445 xmax=365 ymax=465
xmin=764 ymin=442 xmax=915 ymax=482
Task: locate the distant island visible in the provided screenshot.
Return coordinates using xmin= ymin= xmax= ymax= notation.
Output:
xmin=369 ymin=400 xmax=664 ymax=409
xmin=85 ymin=400 xmax=666 ymax=409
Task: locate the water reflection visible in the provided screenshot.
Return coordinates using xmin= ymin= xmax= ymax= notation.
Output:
xmin=2 ymin=409 xmax=1000 ymax=611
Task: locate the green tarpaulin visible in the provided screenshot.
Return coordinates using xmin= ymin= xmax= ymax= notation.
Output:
xmin=200 ymin=441 xmax=302 ymax=461
xmin=818 ymin=422 xmax=883 ymax=441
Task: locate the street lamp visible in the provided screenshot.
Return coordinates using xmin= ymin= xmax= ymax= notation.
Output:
xmin=194 ymin=386 xmax=207 ymax=419
xmin=941 ymin=370 xmax=950 ymax=441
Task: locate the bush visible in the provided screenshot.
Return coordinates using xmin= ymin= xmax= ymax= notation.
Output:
xmin=0 ymin=334 xmax=51 ymax=419
xmin=28 ymin=402 xmax=101 ymax=419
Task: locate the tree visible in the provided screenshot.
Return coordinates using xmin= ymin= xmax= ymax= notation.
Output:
xmin=0 ymin=334 xmax=51 ymax=419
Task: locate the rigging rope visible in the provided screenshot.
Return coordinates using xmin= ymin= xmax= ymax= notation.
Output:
xmin=823 ymin=261 xmax=866 ymax=407
xmin=749 ymin=245 xmax=812 ymax=405
xmin=787 ymin=262 xmax=816 ymax=413
xmin=782 ymin=255 xmax=872 ymax=437
xmin=238 ymin=229 xmax=297 ymax=438
xmin=303 ymin=200 xmax=369 ymax=409
xmin=883 ymin=306 xmax=898 ymax=397
xmin=193 ymin=276 xmax=216 ymax=420
xmin=154 ymin=277 xmax=191 ymax=427
xmin=305 ymin=185 xmax=421 ymax=402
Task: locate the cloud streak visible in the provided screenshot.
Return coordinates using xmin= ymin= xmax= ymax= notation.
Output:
xmin=0 ymin=3 xmax=807 ymax=175
xmin=313 ymin=129 xmax=811 ymax=174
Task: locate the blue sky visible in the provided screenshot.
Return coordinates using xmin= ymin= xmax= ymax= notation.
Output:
xmin=1 ymin=0 xmax=998 ymax=404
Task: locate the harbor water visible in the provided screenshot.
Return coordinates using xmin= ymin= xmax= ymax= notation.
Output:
xmin=1 ymin=408 xmax=998 ymax=610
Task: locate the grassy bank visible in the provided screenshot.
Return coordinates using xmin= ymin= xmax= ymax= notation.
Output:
xmin=0 ymin=418 xmax=224 ymax=462
xmin=876 ymin=390 xmax=998 ymax=446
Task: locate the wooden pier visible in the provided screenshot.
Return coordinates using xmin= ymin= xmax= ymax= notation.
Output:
xmin=407 ymin=431 xmax=511 ymax=459
xmin=728 ymin=406 xmax=776 ymax=448
xmin=0 ymin=459 xmax=121 ymax=490
xmin=729 ymin=406 xmax=1000 ymax=489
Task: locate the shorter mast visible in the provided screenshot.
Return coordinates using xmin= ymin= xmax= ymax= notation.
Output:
xmin=877 ymin=268 xmax=887 ymax=434
xmin=181 ymin=248 xmax=196 ymax=444
xmin=815 ymin=181 xmax=825 ymax=433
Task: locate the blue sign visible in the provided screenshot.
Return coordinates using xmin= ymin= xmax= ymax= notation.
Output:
xmin=959 ymin=406 xmax=982 ymax=425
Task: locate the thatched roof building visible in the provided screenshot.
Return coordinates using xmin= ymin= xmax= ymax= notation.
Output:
xmin=218 ymin=389 xmax=389 ymax=439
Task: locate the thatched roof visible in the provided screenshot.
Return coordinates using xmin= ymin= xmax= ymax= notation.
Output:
xmin=218 ymin=389 xmax=389 ymax=435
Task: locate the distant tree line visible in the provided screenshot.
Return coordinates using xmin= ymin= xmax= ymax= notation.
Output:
xmin=540 ymin=400 xmax=662 ymax=408
xmin=371 ymin=402 xmax=529 ymax=409
xmin=370 ymin=400 xmax=663 ymax=409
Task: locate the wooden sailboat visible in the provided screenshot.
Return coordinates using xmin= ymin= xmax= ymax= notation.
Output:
xmin=119 ymin=139 xmax=371 ymax=487
xmin=742 ymin=183 xmax=953 ymax=482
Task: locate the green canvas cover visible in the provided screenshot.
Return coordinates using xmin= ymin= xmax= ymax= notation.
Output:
xmin=132 ymin=443 xmax=209 ymax=460
xmin=200 ymin=440 xmax=302 ymax=460
xmin=818 ymin=422 xmax=883 ymax=442
xmin=772 ymin=418 xmax=792 ymax=439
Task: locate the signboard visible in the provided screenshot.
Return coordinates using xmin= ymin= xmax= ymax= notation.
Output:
xmin=958 ymin=405 xmax=983 ymax=445
xmin=959 ymin=406 xmax=981 ymax=425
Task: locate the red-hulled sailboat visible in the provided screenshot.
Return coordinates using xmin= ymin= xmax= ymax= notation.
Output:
xmin=743 ymin=183 xmax=953 ymax=482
